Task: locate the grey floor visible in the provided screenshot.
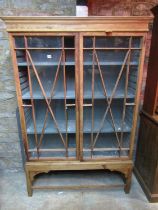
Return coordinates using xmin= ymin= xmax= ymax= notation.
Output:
xmin=0 ymin=170 xmax=158 ymax=210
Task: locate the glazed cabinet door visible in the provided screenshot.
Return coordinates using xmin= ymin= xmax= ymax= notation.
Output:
xmin=80 ymin=34 xmax=144 ymax=160
xmin=12 ymin=34 xmax=79 ymax=160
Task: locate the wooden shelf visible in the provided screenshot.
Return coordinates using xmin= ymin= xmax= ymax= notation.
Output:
xmin=18 ymin=61 xmax=139 ymax=67
xmin=26 ymin=119 xmax=132 ymax=134
xmin=18 ymin=62 xmax=75 ymax=66
xmin=22 ymin=90 xmax=135 ymax=100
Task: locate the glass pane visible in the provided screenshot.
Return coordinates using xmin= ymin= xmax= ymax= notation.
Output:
xmin=83 ymin=99 xmax=133 ymax=133
xmin=27 ymin=36 xmax=62 ymax=48
xmin=128 ymin=66 xmax=139 ymax=96
xmin=29 ymin=50 xmax=61 ymax=64
xmin=83 ymin=37 xmax=93 ymax=48
xmin=65 ymin=50 xmax=75 ymax=63
xmin=16 ymin=50 xmax=25 ymax=63
xmin=16 ymin=49 xmax=75 ymax=67
xmin=84 ymin=49 xmax=133 ymax=65
xmin=130 ymin=50 xmax=141 ymax=64
xmin=14 ymin=36 xmax=25 ymax=48
xmin=132 ymin=37 xmax=142 ymax=48
xmin=28 ymin=134 xmax=76 ymax=158
xmin=64 ymin=37 xmax=74 ymax=48
xmin=95 ymin=37 xmax=130 ymax=48
xmin=96 ymin=50 xmax=128 ymax=64
xmin=83 ymin=133 xmax=130 ymax=158
xmin=25 ymin=100 xmax=76 ymax=134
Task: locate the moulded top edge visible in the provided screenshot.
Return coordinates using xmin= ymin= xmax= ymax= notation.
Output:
xmin=0 ymin=16 xmax=153 ymax=22
xmin=1 ymin=16 xmax=153 ymax=33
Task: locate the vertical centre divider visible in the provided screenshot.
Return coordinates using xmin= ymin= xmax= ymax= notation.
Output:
xmin=79 ymin=33 xmax=84 ymax=161
xmin=62 ymin=36 xmax=68 ymax=158
xmin=129 ymin=35 xmax=147 ymax=159
xmin=91 ymin=36 xmax=95 ymax=158
xmin=75 ymin=33 xmax=80 ymax=160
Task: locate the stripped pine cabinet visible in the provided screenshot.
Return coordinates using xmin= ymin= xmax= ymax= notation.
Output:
xmin=1 ymin=16 xmax=152 ymax=196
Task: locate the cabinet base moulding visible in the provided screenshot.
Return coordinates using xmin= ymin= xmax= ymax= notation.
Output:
xmin=25 ymin=160 xmax=133 ymax=196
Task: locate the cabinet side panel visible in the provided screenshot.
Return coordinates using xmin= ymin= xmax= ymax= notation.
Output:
xmin=8 ymin=34 xmax=29 ymax=160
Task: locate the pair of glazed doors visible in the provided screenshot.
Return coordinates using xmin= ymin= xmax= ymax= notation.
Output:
xmin=13 ymin=32 xmax=143 ymax=160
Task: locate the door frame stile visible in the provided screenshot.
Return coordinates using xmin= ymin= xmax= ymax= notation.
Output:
xmin=75 ymin=32 xmax=80 ymax=160
xmin=78 ymin=32 xmax=84 ymax=161
xmin=129 ymin=34 xmax=147 ymax=159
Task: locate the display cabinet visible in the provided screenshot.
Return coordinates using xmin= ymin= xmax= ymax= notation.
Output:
xmin=135 ymin=6 xmax=158 ymax=203
xmin=2 ymin=16 xmax=151 ymax=196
